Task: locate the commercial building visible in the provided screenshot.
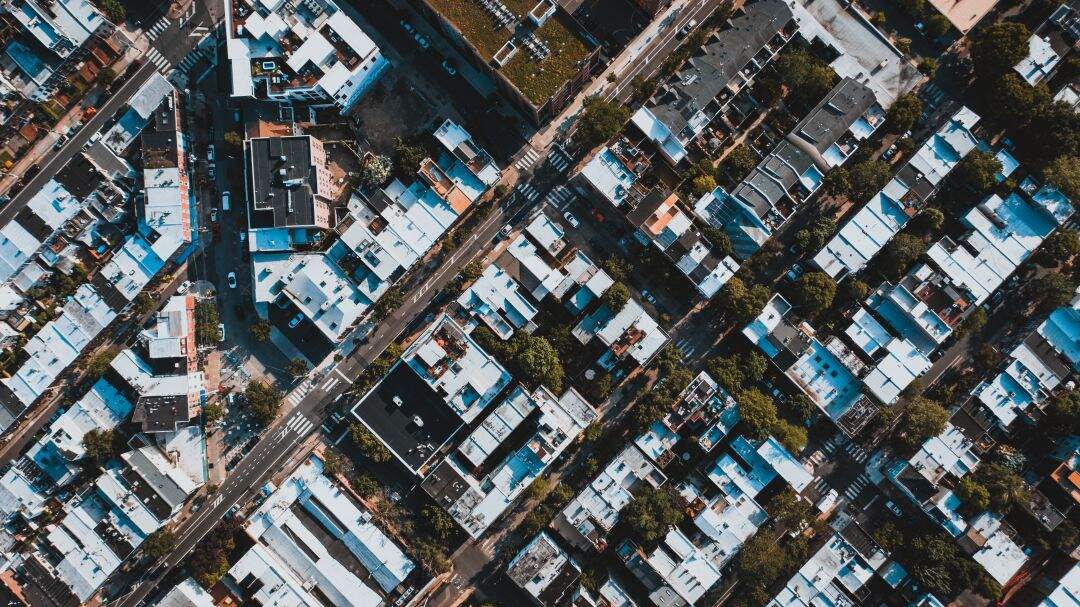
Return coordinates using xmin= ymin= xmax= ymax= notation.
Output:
xmin=694 ymin=77 xmax=883 ymax=258
xmin=813 ymin=107 xmax=983 ymax=279
xmin=422 ymin=385 xmax=596 ymax=538
xmin=350 ymin=314 xmax=512 ymax=476
xmin=406 ymin=0 xmax=601 ymax=124
xmin=153 ymin=578 xmax=214 ymax=607
xmin=223 ymin=0 xmax=389 ymax=112
xmin=768 ymin=527 xmax=886 ymax=607
xmin=252 ymin=120 xmax=497 ymax=352
xmin=245 ymin=135 xmax=334 ymax=231
xmin=223 ymin=455 xmax=417 ymax=606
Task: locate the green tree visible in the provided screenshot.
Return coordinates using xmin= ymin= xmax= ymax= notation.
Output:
xmin=739 ymin=389 xmax=778 ymax=440
xmin=991 ymin=73 xmax=1052 ymax=127
xmin=222 ymin=131 xmax=243 ymax=148
xmin=393 ymin=138 xmax=427 ymax=176
xmin=189 ymin=521 xmax=237 ymax=588
xmin=601 ymin=282 xmax=631 ymax=313
xmin=954 ymin=150 xmax=1003 ymax=192
xmin=373 ymin=288 xmax=403 ymax=321
xmin=622 ymin=486 xmax=684 ymax=543
xmin=244 ymin=380 xmax=283 ymax=426
xmin=734 ymin=532 xmax=788 ymax=599
xmin=414 ymin=540 xmax=452 ymax=575
xmin=954 ymin=307 xmax=987 ymax=340
xmin=250 ymin=321 xmax=271 ymax=342
xmin=350 ymin=423 xmax=391 ymax=463
xmin=793 ymin=218 xmax=837 ymax=254
xmin=822 ymin=166 xmax=852 ymax=198
xmin=1041 ymin=228 xmax=1080 ymax=266
xmin=901 ymin=397 xmax=948 ymax=450
xmin=955 ymin=476 xmax=991 ymax=516
xmin=1046 ymin=388 xmax=1080 ymax=435
xmin=286 ymin=358 xmax=309 ymax=378
xmin=700 ymin=225 xmax=732 ymax=256
xmin=886 ymin=93 xmax=923 ymax=133
xmin=723 ymin=144 xmax=757 ymax=182
xmin=512 ymin=334 xmax=565 ymax=393
xmin=142 ymin=528 xmax=175 ymax=558
xmin=882 ymin=233 xmax=927 ymax=279
xmin=783 ymin=394 xmax=816 ymax=422
xmin=873 ymin=521 xmax=904 ymax=552
xmin=461 ymin=260 xmax=484 ymax=283
xmin=767 ymin=489 xmax=811 ymax=531
xmin=99 ymin=0 xmax=126 ymax=22
xmin=791 ymin=271 xmax=836 ymax=316
xmin=358 ymin=154 xmax=392 ymax=187
xmin=322 ymin=449 xmax=344 ymax=476
xmin=82 ymin=429 xmax=120 ymax=467
xmin=1032 ymin=271 xmax=1076 ymax=312
xmin=706 ymin=355 xmax=746 ymax=394
xmin=601 ymin=255 xmax=631 ymax=283
xmin=839 ymin=279 xmax=870 ymax=306
xmin=973 ymin=463 xmax=1026 ymax=513
xmin=849 ymin=160 xmax=891 ymax=201
xmin=771 ymin=420 xmax=807 ymax=454
xmin=422 ymin=505 xmax=456 ymax=541
xmin=203 ymin=402 xmax=224 ymax=426
xmin=971 ymin=22 xmax=1031 ymax=78
xmin=775 ymin=47 xmax=838 ymax=105
xmin=133 ymin=292 xmax=156 ymax=316
xmin=84 ymin=350 xmax=114 ymax=381
xmin=575 ymin=97 xmax=630 ymax=150
xmin=718 ymin=277 xmax=770 ymax=323
xmin=926 ymin=14 xmax=952 ymax=37
xmin=350 ymin=474 xmax=380 ymax=498
xmin=1045 ymin=155 xmax=1080 ymax=201
xmin=896 ymin=0 xmax=924 ymax=15
xmin=691 ymin=174 xmax=717 ymax=196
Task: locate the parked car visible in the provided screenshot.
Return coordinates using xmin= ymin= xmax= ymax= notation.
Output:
xmin=218 ymin=323 xmax=226 ymax=342
xmin=207 ymin=144 xmax=215 ymax=162
xmin=499 ymin=224 xmax=513 ymax=239
xmin=53 ymin=135 xmax=67 ymax=150
xmin=400 ymin=19 xmax=414 ymax=34
xmin=288 ymin=313 xmax=304 ymax=328
xmin=177 ymin=280 xmax=192 ymax=294
xmin=227 ymin=272 xmax=237 ymax=288
xmin=442 ymin=58 xmax=457 ymax=76
xmin=641 ymin=289 xmax=657 ymax=305
xmin=221 ymin=191 xmax=231 ymax=211
xmin=677 ymin=19 xmax=697 ymax=38
xmin=563 ymin=210 xmax=580 ymax=228
xmin=210 ymin=208 xmax=218 ymax=222
xmin=414 ymin=32 xmax=430 ymax=49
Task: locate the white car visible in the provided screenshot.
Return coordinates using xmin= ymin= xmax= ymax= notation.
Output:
xmin=641 ymin=289 xmax=657 ymax=305
xmin=207 ymin=145 xmax=215 ymax=162
xmin=177 ymin=280 xmax=192 ymax=294
xmin=227 ymin=272 xmax=237 ymax=289
xmin=563 ymin=210 xmax=580 ymax=228
xmin=221 ymin=191 xmax=231 ymax=212
xmin=210 ymin=208 xmax=218 ymax=222
xmin=218 ymin=323 xmax=225 ymax=342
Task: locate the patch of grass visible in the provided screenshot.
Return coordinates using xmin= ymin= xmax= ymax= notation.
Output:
xmin=425 ymin=0 xmax=513 ymax=59
xmin=500 ymin=16 xmax=591 ymax=105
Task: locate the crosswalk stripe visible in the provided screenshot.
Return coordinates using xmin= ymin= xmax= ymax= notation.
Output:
xmin=515 ymin=148 xmax=541 ymax=170
xmin=321 ymin=376 xmax=340 ymax=391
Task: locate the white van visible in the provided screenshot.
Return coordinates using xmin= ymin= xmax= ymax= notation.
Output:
xmin=221 ymin=191 xmax=231 ymax=212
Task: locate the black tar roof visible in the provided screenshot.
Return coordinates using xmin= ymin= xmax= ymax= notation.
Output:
xmin=351 ymin=362 xmax=463 ymax=474
xmin=247 ymin=136 xmax=318 ymax=229
xmin=131 ymin=394 xmax=189 ymax=433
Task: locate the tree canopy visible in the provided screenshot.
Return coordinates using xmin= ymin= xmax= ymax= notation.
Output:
xmin=791 ymin=272 xmax=837 ymax=316
xmin=1032 ymin=271 xmax=1076 ymax=312
xmin=723 ymin=144 xmax=757 ymax=182
xmin=622 ymin=486 xmax=684 ymax=543
xmin=738 ymin=388 xmax=779 ymax=440
xmin=575 ymin=97 xmax=630 ymax=150
xmin=1040 ymin=228 xmax=1080 ymax=266
xmin=245 ymin=381 xmax=282 ymax=426
xmin=601 ymin=282 xmax=631 ymax=313
xmin=882 ymin=233 xmax=927 ymax=279
xmin=901 ymin=397 xmax=948 ymax=450
xmin=886 ymin=93 xmax=923 ymax=133
xmin=350 ymin=422 xmax=391 ymax=463
xmin=775 ymin=47 xmax=838 ymax=105
xmin=971 ymin=22 xmax=1031 ymax=78
xmin=793 ymin=218 xmax=837 ymax=254
xmin=849 ymin=160 xmax=891 ymax=201
xmin=1044 ymin=155 xmax=1080 ymax=201
xmin=954 ymin=149 xmax=1003 ymax=192
xmin=718 ymin=277 xmax=771 ymax=323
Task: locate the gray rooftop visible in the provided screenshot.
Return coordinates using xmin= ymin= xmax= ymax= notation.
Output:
xmin=247 ymin=136 xmax=320 ymax=229
xmin=647 ymin=0 xmax=794 ymax=140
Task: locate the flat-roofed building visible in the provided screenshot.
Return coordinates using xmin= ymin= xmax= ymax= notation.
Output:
xmin=246 ymin=135 xmax=333 ymax=231
xmin=224 ymin=0 xmax=389 ymax=111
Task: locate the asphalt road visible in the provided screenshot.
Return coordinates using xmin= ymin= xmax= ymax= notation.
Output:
xmin=110 ymin=174 xmax=546 ymax=606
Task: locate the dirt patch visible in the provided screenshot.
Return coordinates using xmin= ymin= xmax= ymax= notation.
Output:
xmin=350 ymin=75 xmax=439 ymax=153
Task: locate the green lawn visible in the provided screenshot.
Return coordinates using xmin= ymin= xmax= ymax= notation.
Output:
xmin=425 ymin=0 xmax=512 ymax=60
